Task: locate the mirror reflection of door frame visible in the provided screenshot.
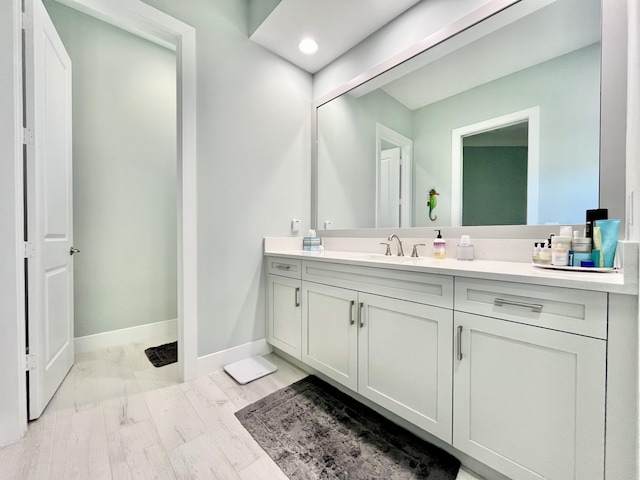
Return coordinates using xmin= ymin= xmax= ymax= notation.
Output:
xmin=375 ymin=123 xmax=413 ymax=228
xmin=451 ymin=106 xmax=540 ymax=226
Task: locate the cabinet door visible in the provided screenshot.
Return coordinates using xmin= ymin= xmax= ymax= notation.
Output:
xmin=267 ymin=274 xmax=301 ymax=359
xmin=302 ymin=282 xmax=358 ymax=390
xmin=453 ymin=312 xmax=606 ymax=480
xmin=358 ymin=293 xmax=453 ymax=442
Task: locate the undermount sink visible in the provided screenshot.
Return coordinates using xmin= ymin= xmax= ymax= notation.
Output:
xmin=361 ymin=254 xmax=421 ymax=264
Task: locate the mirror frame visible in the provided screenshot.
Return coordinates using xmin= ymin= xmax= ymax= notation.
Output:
xmin=311 ymin=0 xmax=627 ymax=238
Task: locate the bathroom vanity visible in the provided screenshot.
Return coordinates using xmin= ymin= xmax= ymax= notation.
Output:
xmin=264 ymin=241 xmax=638 ymax=480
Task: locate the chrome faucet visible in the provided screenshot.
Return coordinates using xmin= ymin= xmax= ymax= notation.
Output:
xmin=387 ymin=234 xmax=404 ymax=256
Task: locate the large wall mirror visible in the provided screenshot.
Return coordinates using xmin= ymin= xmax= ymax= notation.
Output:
xmin=313 ymin=0 xmax=626 ymax=233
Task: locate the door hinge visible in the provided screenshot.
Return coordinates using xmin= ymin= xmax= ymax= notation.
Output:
xmin=22 ymin=12 xmax=33 ymax=33
xmin=25 ymin=353 xmax=36 ymax=371
xmin=24 ymin=241 xmax=35 ymax=259
xmin=23 ymin=128 xmax=34 ymax=146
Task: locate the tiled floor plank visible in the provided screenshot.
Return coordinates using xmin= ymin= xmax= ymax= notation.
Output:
xmin=107 ymin=418 xmax=177 ymax=480
xmin=238 ymin=454 xmax=290 ymax=480
xmin=143 ymin=384 xmax=208 ymax=452
xmin=182 ymin=375 xmax=265 ymax=470
xmin=49 ymin=405 xmax=112 ymax=480
xmin=168 ymin=433 xmax=241 ymax=480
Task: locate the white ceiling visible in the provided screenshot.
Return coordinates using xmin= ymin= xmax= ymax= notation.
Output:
xmin=348 ymin=0 xmax=600 ymax=111
xmin=249 ymin=0 xmax=422 ymax=74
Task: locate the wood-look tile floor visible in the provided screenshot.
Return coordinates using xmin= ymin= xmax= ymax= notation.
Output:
xmin=0 ymin=335 xmax=482 ymax=480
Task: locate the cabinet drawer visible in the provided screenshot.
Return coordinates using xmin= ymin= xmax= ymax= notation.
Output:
xmin=302 ymin=260 xmax=453 ymax=309
xmin=266 ymin=256 xmax=302 ymax=278
xmin=455 ymin=278 xmax=607 ymax=339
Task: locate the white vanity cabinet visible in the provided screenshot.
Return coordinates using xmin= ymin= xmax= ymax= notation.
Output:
xmin=300 ymin=260 xmax=455 ymax=442
xmin=264 ymin=254 xmax=622 ymax=479
xmin=266 ymin=257 xmax=302 ymax=359
xmin=453 ymin=278 xmax=607 ymax=480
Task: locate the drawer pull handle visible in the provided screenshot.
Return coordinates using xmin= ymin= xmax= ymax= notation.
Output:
xmin=359 ymin=302 xmax=364 ymax=328
xmin=494 ymin=298 xmax=543 ymax=313
xmin=457 ymin=325 xmax=463 ymax=361
xmin=295 ymin=287 xmax=300 ymax=307
xmin=275 ymin=264 xmax=291 ymax=270
xmin=349 ymin=301 xmax=355 ymax=325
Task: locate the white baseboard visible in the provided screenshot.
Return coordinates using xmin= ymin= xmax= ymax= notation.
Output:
xmin=74 ymin=319 xmax=178 ymax=354
xmin=196 ymin=338 xmax=272 ymax=378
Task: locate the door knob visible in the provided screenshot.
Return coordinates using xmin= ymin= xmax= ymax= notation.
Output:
xmin=70 ymin=247 xmax=80 ymax=255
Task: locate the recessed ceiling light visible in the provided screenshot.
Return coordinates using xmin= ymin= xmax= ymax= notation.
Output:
xmin=298 ymin=38 xmax=318 ymax=55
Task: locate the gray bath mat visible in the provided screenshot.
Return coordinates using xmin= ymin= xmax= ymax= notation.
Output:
xmin=144 ymin=341 xmax=177 ymax=367
xmin=235 ymin=375 xmax=460 ymax=479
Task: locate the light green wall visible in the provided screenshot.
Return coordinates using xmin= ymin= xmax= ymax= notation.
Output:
xmin=140 ymin=0 xmax=312 ymax=357
xmin=43 ymin=0 xmax=178 ymax=338
xmin=318 ymin=89 xmax=412 ymax=228
xmin=462 ymin=146 xmax=528 ymax=226
xmin=412 ymin=43 xmax=600 ymax=226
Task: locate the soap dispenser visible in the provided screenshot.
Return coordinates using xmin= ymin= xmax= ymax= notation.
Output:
xmin=433 ymin=230 xmax=446 ymax=259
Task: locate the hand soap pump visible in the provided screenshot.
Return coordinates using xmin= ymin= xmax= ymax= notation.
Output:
xmin=433 ymin=230 xmax=446 ymax=259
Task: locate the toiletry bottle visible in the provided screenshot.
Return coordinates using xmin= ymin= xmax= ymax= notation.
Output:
xmin=456 ymin=235 xmax=474 ymax=261
xmin=552 ymin=243 xmax=568 ymax=266
xmin=433 ymin=230 xmax=446 ymax=259
xmin=532 ymin=243 xmax=541 ymax=264
xmin=539 ymin=242 xmax=551 ymax=265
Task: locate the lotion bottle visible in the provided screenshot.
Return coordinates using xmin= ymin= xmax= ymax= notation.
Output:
xmin=552 ymin=243 xmax=569 ymax=266
xmin=433 ymin=230 xmax=446 ymax=259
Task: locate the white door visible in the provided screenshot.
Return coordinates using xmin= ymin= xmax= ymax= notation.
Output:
xmin=358 ymin=293 xmax=453 ymax=442
xmin=377 ymin=147 xmax=401 ymax=228
xmin=24 ymin=0 xmax=75 ymax=420
xmin=301 ymin=282 xmax=358 ymax=390
xmin=267 ymin=274 xmax=302 ymax=359
xmin=453 ymin=312 xmax=606 ymax=480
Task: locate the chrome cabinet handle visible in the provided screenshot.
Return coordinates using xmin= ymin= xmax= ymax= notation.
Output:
xmin=457 ymin=325 xmax=463 ymax=361
xmin=349 ymin=300 xmax=355 ymax=325
xmin=359 ymin=302 xmax=364 ymax=328
xmin=70 ymin=247 xmax=80 ymax=255
xmin=295 ymin=287 xmax=300 ymax=307
xmin=494 ymin=298 xmax=543 ymax=313
xmin=275 ymin=264 xmax=291 ymax=270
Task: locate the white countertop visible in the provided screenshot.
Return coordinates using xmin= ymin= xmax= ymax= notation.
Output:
xmin=264 ymin=248 xmax=638 ymax=295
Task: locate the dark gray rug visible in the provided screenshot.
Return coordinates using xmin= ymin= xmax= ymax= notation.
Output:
xmin=235 ymin=375 xmax=460 ymax=479
xmin=144 ymin=341 xmax=177 ymax=367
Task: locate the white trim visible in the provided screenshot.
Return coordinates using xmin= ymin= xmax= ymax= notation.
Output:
xmin=196 ymin=339 xmax=273 ymax=378
xmin=451 ymin=107 xmax=540 ymax=226
xmin=1 ymin=0 xmax=28 ymax=447
xmin=74 ymin=319 xmax=178 ymax=354
xmin=53 ymin=0 xmax=198 ymax=381
xmin=375 ymin=123 xmax=413 ymax=228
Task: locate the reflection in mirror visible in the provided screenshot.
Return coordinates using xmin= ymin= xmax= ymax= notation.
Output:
xmin=452 ymin=107 xmax=540 ymax=226
xmin=376 ymin=124 xmax=413 ymax=228
xmin=316 ymin=0 xmax=601 ymax=230
xmin=462 ymin=121 xmax=528 ymax=226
